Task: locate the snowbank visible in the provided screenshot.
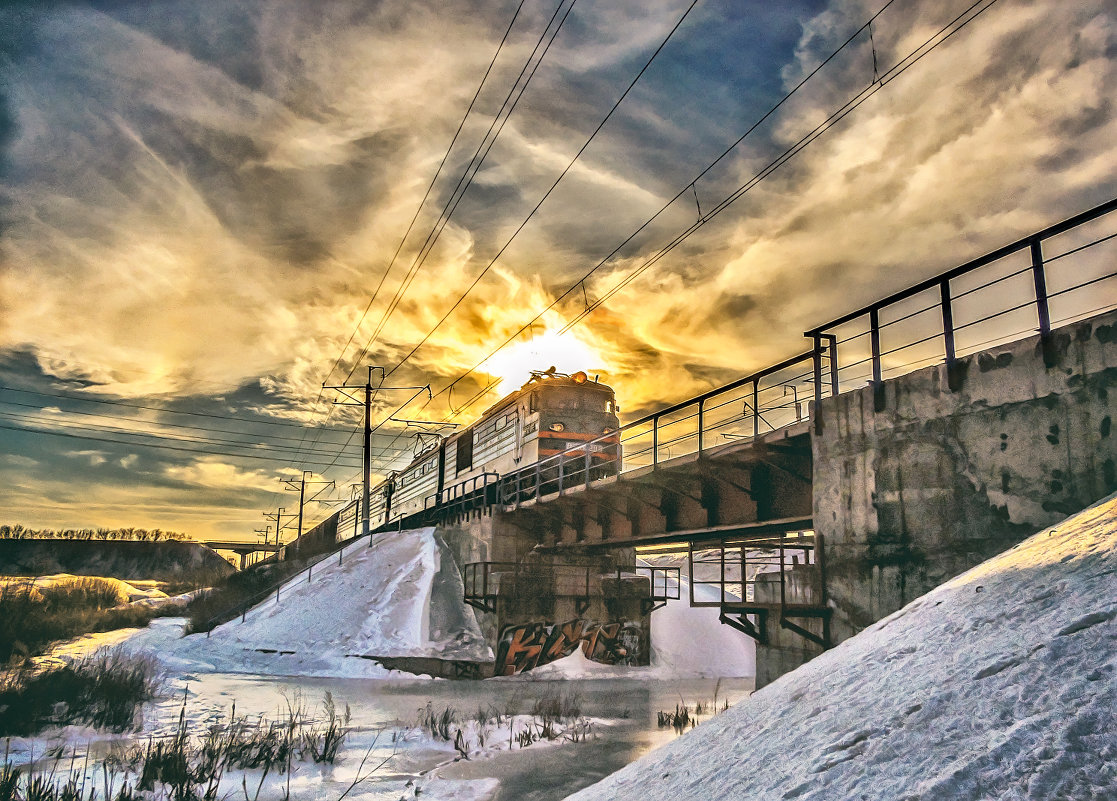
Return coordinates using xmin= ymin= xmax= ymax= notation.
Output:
xmin=169 ymin=528 xmax=491 ymax=677
xmin=647 ymin=563 xmax=754 ymax=677
xmin=567 ymin=494 xmax=1117 ymax=801
xmin=0 ymin=573 xmax=169 ymax=604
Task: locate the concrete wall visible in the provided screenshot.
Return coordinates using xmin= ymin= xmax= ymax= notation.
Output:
xmin=814 ymin=310 xmax=1117 ymax=644
xmin=753 ymin=564 xmax=825 ymax=688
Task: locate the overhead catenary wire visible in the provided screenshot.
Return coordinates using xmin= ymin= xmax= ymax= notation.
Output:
xmin=323 ymin=0 xmax=530 ymax=386
xmin=0 ymin=395 xmax=403 ymax=449
xmin=343 ymin=0 xmax=582 ymax=384
xmin=381 ymin=0 xmax=704 ymax=381
xmin=426 ymin=0 xmax=1000 ymax=425
xmin=384 ymin=0 xmax=907 ymax=413
xmin=0 ymin=422 xmax=366 ymax=470
xmin=0 ymin=408 xmax=404 ymax=462
xmin=278 ymin=0 xmax=572 ymax=501
xmin=0 ymin=385 xmax=360 ymax=438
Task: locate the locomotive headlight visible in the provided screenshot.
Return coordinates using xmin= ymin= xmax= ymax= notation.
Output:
xmin=603 ymin=427 xmax=614 ymax=434
xmin=549 ymin=422 xmax=565 ymax=432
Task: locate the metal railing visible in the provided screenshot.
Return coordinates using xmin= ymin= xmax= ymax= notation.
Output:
xmin=199 ymin=532 xmax=371 ymax=634
xmin=492 ymin=197 xmax=1115 ymax=504
xmin=805 ymin=197 xmax=1117 ymax=401
xmin=463 ymin=561 xmax=680 ymax=614
xmin=498 ymin=347 xmax=832 ymax=506
xmin=430 ymin=472 xmax=499 ymax=522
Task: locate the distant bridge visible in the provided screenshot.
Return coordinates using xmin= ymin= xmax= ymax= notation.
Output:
xmin=200 ymin=540 xmax=283 ymax=569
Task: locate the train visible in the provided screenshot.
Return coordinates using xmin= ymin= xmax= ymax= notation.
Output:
xmin=366 ymin=369 xmax=621 ymax=528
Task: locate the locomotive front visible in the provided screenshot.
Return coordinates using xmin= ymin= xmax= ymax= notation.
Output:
xmin=533 ymin=372 xmax=620 ymax=477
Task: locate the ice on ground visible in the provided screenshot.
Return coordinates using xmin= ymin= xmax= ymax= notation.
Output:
xmin=568 ymin=493 xmax=1117 ymax=801
xmin=172 ymin=528 xmax=490 ymax=677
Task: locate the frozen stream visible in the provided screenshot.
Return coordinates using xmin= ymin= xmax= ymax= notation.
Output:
xmin=12 ymin=622 xmax=752 ymax=801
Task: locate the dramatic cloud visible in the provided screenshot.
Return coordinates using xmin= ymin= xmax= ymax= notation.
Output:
xmin=1 ymin=0 xmax=1113 ymax=537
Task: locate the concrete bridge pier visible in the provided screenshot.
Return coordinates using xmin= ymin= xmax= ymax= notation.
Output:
xmin=811 ymin=310 xmax=1117 ymax=652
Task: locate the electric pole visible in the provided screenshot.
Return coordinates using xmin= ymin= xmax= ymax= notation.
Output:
xmin=281 ymin=471 xmax=335 ymax=539
xmin=324 ymin=367 xmax=430 ymax=539
xmin=262 ymin=508 xmax=298 ymax=546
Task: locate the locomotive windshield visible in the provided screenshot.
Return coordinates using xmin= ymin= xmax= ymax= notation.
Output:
xmin=539 ymin=387 xmax=613 ymax=412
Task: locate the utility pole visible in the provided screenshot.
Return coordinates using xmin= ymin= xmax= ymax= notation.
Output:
xmin=281 ymin=471 xmax=335 ymax=539
xmin=324 ymin=368 xmax=431 ymax=539
xmin=262 ymin=508 xmax=298 ymax=546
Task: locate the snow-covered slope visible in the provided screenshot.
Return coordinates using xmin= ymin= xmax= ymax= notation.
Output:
xmin=567 ymin=494 xmax=1117 ymax=801
xmin=197 ymin=528 xmax=491 ymax=670
xmin=647 ymin=564 xmax=755 ymax=677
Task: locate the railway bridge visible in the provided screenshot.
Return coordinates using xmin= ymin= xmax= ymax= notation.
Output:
xmin=317 ymin=198 xmax=1117 ymax=683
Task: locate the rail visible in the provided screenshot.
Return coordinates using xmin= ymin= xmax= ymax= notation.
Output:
xmin=805 ymin=197 xmax=1117 ymax=404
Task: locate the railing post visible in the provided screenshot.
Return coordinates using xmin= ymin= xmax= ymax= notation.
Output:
xmin=534 ymin=460 xmax=541 ymax=502
xmin=812 ymin=335 xmax=824 ymax=434
xmin=558 ymin=453 xmax=565 ymax=495
xmin=1030 ymin=238 xmax=1051 ymax=337
xmin=940 ymin=280 xmax=956 ymax=365
xmin=752 ymin=381 xmax=759 ymax=438
xmin=652 ymin=418 xmax=659 ymax=467
xmin=823 ymin=333 xmax=839 ymax=396
xmin=869 ymin=308 xmax=882 ymax=385
xmin=697 ymin=398 xmax=705 ymax=454
xmin=584 ymin=445 xmax=591 ymax=489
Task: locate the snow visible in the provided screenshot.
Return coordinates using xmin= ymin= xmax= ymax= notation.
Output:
xmin=0 ymin=573 xmax=170 ymax=604
xmin=567 ymin=493 xmax=1117 ymax=801
xmin=645 ymin=560 xmax=755 ymax=677
xmin=117 ymin=528 xmax=491 ymax=678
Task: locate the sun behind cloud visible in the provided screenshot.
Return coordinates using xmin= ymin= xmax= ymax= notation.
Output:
xmin=481 ymin=329 xmax=606 ymax=396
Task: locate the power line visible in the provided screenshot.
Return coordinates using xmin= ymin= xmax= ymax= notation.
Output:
xmin=343 ymin=0 xmax=581 ymax=383
xmin=410 ymin=0 xmax=1000 ymax=423
xmin=0 ymin=408 xmax=388 ymax=461
xmin=0 ymin=422 xmax=366 ymax=470
xmin=0 ymin=395 xmax=403 ymax=449
xmin=0 ymin=384 xmax=359 ymax=436
xmin=559 ymin=0 xmax=1003 ymax=330
xmin=284 ymin=1 xmax=552 ymax=488
xmin=382 ymin=0 xmax=704 ymax=381
xmin=376 ymin=0 xmax=899 ymax=403
xmin=323 ymin=0 xmax=530 ymax=385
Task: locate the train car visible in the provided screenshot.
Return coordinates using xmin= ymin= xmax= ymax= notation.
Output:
xmin=380 ymin=369 xmax=620 ymax=524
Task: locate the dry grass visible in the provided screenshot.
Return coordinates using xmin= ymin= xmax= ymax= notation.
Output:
xmin=0 ymin=648 xmax=161 ymax=737
xmin=0 ymin=579 xmax=176 ymax=664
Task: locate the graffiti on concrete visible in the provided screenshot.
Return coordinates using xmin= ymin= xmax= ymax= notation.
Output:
xmin=495 ymin=619 xmax=646 ymax=675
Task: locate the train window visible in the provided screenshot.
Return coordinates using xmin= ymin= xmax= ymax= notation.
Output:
xmin=456 ymin=431 xmax=474 ymax=473
xmin=543 ymin=388 xmax=612 ymax=412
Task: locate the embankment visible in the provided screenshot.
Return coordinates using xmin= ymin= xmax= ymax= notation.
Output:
xmin=0 ymin=539 xmax=234 ymax=582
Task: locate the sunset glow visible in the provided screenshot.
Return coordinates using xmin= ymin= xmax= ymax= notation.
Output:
xmin=0 ymin=0 xmax=1112 ymax=539
xmin=482 ymin=329 xmax=605 ymax=395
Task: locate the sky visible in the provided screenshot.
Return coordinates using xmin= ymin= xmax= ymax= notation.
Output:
xmin=1 ymin=0 xmax=1114 ymax=541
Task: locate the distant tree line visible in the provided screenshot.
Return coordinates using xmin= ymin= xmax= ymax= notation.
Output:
xmin=0 ymin=524 xmax=186 ymax=541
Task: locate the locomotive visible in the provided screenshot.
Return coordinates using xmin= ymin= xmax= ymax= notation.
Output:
xmin=368 ymin=369 xmax=620 ymax=527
